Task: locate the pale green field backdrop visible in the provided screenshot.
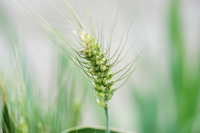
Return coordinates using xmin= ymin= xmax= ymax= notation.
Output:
xmin=0 ymin=0 xmax=200 ymax=133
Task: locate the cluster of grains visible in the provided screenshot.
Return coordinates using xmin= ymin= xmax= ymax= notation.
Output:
xmin=79 ymin=30 xmax=116 ymax=108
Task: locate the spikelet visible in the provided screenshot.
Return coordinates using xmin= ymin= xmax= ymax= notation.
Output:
xmin=79 ymin=31 xmax=115 ymax=108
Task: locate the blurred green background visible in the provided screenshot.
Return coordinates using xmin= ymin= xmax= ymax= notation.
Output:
xmin=0 ymin=0 xmax=200 ymax=133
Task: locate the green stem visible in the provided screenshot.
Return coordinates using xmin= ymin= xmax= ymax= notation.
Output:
xmin=105 ymin=107 xmax=110 ymax=133
xmin=0 ymin=79 xmax=6 ymax=105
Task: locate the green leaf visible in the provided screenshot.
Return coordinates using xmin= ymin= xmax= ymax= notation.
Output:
xmin=2 ymin=104 xmax=14 ymax=133
xmin=61 ymin=126 xmax=135 ymax=133
xmin=169 ymin=0 xmax=200 ymax=132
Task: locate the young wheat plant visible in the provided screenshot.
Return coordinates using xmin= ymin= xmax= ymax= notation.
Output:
xmin=16 ymin=0 xmax=140 ymax=132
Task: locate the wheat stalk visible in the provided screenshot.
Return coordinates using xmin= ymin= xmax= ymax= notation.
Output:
xmin=0 ymin=79 xmax=6 ymax=105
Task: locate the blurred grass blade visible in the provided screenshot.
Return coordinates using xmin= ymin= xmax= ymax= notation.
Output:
xmin=132 ymin=90 xmax=158 ymax=133
xmin=1 ymin=79 xmax=14 ymax=133
xmin=169 ymin=0 xmax=200 ymax=132
xmin=169 ymin=0 xmax=184 ymax=96
xmin=2 ymin=104 xmax=14 ymax=133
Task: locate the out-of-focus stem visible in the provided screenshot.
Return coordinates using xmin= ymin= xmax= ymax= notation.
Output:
xmin=0 ymin=78 xmax=6 ymax=104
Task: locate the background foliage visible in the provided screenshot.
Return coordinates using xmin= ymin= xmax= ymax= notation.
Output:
xmin=0 ymin=0 xmax=200 ymax=133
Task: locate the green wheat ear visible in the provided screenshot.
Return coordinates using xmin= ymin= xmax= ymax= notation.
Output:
xmin=70 ymin=3 xmax=139 ymax=109
xmin=29 ymin=0 xmax=140 ymax=108
xmin=14 ymin=0 xmax=140 ymax=108
xmin=79 ymin=30 xmax=115 ymax=108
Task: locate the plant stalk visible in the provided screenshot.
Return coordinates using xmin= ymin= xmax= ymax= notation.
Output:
xmin=0 ymin=79 xmax=6 ymax=105
xmin=105 ymin=107 xmax=110 ymax=133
